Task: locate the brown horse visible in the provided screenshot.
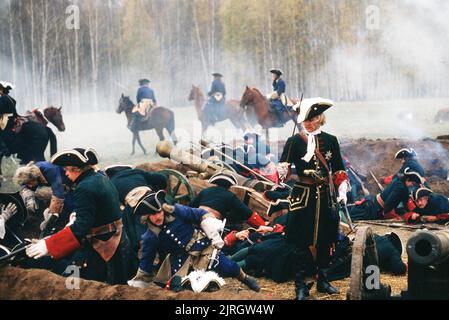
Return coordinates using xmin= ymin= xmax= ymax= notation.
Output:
xmin=188 ymin=85 xmax=254 ymax=134
xmin=117 ymin=94 xmax=177 ymax=155
xmin=239 ymin=86 xmax=297 ymax=130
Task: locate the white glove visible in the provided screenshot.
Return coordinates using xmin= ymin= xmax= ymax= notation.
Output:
xmin=337 ymin=181 xmax=350 ymax=205
xmin=200 ymin=217 xmax=225 ymax=249
xmin=0 ymin=203 xmax=17 ymax=240
xmin=277 ymin=162 xmax=290 ymax=181
xmin=40 ymin=208 xmax=59 ymax=231
xmin=26 ymin=239 xmax=49 ymax=259
xmin=66 ymin=212 xmax=77 ymax=227
xmin=0 ymin=203 xmax=17 ymax=221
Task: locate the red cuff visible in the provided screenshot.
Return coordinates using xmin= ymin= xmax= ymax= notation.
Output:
xmin=334 ymin=171 xmax=349 ymax=188
xmin=45 ymin=226 xmax=81 ymax=260
xmin=383 ymin=210 xmax=401 ymax=220
xmin=383 ymin=175 xmax=393 ymax=185
xmin=272 ymin=224 xmax=284 ymax=233
xmin=224 ymin=231 xmax=238 ymax=248
xmin=246 ymin=211 xmax=266 ymax=228
xmin=406 ymin=197 xmax=416 ymax=211
xmin=403 ymin=211 xmax=416 ymax=224
xmin=436 ymin=214 xmax=449 ymax=221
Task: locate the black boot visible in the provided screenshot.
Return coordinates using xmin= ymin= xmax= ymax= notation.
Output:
xmin=240 ymin=274 xmax=261 ymax=292
xmin=294 ymin=272 xmax=309 ymax=300
xmin=317 ymin=268 xmax=339 ymax=295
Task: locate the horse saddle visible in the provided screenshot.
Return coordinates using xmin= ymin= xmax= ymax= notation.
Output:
xmin=213 ymin=92 xmax=223 ymax=102
xmin=132 ymin=99 xmax=155 ymax=118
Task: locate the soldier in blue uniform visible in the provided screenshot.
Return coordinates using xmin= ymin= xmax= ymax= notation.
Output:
xmin=277 ymin=98 xmax=350 ymax=300
xmin=349 ymin=168 xmax=424 ymax=221
xmin=383 ymin=148 xmax=425 ymax=185
xmin=203 ymin=73 xmax=226 ymax=123
xmin=404 ymin=187 xmax=449 ymax=224
xmin=105 ymin=164 xmax=167 ymax=274
xmin=189 ymin=172 xmax=266 ymax=227
xmin=127 ymin=190 xmax=260 ymax=292
xmin=13 ymin=161 xmax=75 ymax=234
xmin=269 ymin=69 xmax=287 ymax=125
xmin=25 ymin=148 xmax=131 ymax=285
xmin=128 ymin=79 xmax=157 ymax=131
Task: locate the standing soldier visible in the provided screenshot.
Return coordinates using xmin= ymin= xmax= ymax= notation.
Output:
xmin=204 ymin=73 xmax=226 ymax=123
xmin=128 ymin=79 xmax=157 ymax=131
xmin=277 ymin=98 xmax=350 ymax=300
xmin=269 ymin=69 xmax=287 ymax=125
xmin=25 ymin=148 xmax=130 ymax=284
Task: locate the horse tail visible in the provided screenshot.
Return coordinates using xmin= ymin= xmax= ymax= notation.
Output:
xmin=46 ymin=127 xmax=57 ymax=156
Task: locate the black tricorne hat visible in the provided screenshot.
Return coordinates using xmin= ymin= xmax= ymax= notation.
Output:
xmin=385 ymin=232 xmax=403 ymax=255
xmin=208 ymin=172 xmax=237 ymax=187
xmin=134 ymin=190 xmax=167 ymax=216
xmin=295 ymin=97 xmax=334 ymax=123
xmin=212 ymin=73 xmax=223 ymax=77
xmin=395 ymin=148 xmax=417 ymax=159
xmin=50 ymin=148 xmax=99 ymax=167
xmin=412 ymin=187 xmax=433 ymax=202
xmin=139 ymin=79 xmax=151 ymax=86
xmin=403 ymin=167 xmax=424 ymax=184
xmin=269 ymin=69 xmax=283 ymax=76
xmin=104 ymin=164 xmax=133 ymax=178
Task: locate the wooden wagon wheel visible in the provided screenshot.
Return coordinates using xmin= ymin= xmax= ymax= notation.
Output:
xmin=159 ymin=169 xmax=195 ymax=205
xmin=347 ymin=226 xmax=390 ymax=300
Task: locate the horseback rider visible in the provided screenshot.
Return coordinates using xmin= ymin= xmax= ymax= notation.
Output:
xmin=128 ymin=79 xmax=157 ymax=131
xmin=204 ymin=73 xmax=226 ymax=123
xmin=269 ymin=69 xmax=287 ymax=125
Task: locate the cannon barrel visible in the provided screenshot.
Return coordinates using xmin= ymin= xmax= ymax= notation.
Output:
xmin=156 ymin=141 xmax=265 ymax=191
xmin=406 ymin=230 xmax=449 ymax=266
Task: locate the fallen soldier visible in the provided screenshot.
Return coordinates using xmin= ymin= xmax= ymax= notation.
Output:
xmin=404 ymin=187 xmax=449 ymax=224
xmin=127 ymin=190 xmax=260 ymax=292
xmin=348 ymin=168 xmax=424 ymax=221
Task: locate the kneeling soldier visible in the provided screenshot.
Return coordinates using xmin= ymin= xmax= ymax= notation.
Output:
xmin=25 ymin=148 xmax=131 ymax=285
xmin=128 ymin=190 xmax=260 ymax=292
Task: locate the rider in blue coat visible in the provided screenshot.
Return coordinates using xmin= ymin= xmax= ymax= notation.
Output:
xmin=203 ymin=73 xmax=226 ymax=123
xmin=128 ymin=79 xmax=157 ymax=131
xmin=269 ymin=69 xmax=287 ymax=125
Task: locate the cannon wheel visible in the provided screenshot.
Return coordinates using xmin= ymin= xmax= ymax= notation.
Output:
xmin=347 ymin=226 xmax=380 ymax=300
xmin=159 ymin=169 xmax=195 ymax=205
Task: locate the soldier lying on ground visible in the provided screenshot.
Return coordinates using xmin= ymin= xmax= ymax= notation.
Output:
xmin=105 ymin=164 xmax=167 ymax=275
xmin=348 ymin=168 xmax=424 ymax=221
xmin=24 ymin=148 xmax=131 ymax=285
xmin=403 ymin=187 xmax=449 ymax=224
xmin=13 ymin=161 xmax=75 ymax=235
xmin=127 ymin=190 xmax=260 ymax=292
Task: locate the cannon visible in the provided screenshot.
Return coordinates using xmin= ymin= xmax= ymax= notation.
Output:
xmin=405 ymin=230 xmax=449 ymax=299
xmin=156 ymin=141 xmax=265 ymax=191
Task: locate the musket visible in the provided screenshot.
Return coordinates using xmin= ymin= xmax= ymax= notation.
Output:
xmin=328 ymin=164 xmax=355 ymax=232
xmin=369 ymin=170 xmax=384 ymax=191
xmin=347 ymin=167 xmax=370 ymax=196
xmin=208 ymin=218 xmax=226 ymax=270
xmin=356 ymin=220 xmax=445 ymax=231
xmin=0 ymin=241 xmax=31 ymax=268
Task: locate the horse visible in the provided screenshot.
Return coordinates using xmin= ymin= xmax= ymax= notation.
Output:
xmin=188 ymin=85 xmax=254 ymax=135
xmin=434 ymin=108 xmax=449 ymax=123
xmin=117 ymin=94 xmax=177 ymax=155
xmin=239 ymin=86 xmax=297 ymax=130
xmin=0 ymin=106 xmax=65 ymax=185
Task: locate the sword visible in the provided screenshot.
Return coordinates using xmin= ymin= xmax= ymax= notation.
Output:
xmin=340 ymin=200 xmax=356 ymax=232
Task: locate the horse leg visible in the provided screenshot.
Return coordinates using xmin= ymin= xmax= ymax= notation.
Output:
xmin=0 ymin=155 xmax=3 ymax=187
xmin=135 ymin=131 xmax=147 ymax=155
xmin=131 ymin=132 xmax=136 ymax=155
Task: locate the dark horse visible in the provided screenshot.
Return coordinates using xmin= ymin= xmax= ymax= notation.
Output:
xmin=188 ymin=85 xmax=255 ymax=135
xmin=0 ymin=106 xmax=66 ymax=184
xmin=117 ymin=94 xmax=177 ymax=155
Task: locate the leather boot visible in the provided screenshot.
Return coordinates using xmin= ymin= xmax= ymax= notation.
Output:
xmin=294 ymin=272 xmax=309 ymax=300
xmin=238 ymin=270 xmax=260 ymax=292
xmin=317 ymin=268 xmax=339 ymax=294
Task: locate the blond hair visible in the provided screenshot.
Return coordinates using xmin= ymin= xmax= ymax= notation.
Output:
xmin=13 ymin=163 xmax=41 ymax=186
xmin=317 ymin=113 xmax=327 ymax=126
